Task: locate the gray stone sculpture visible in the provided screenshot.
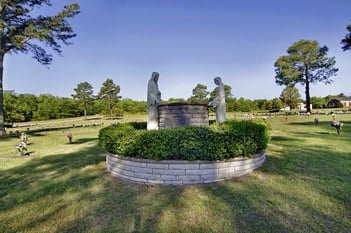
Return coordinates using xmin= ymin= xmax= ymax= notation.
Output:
xmin=208 ymin=77 xmax=226 ymax=123
xmin=147 ymin=72 xmax=162 ymax=130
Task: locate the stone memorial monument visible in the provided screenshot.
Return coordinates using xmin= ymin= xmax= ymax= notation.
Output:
xmin=208 ymin=77 xmax=226 ymax=123
xmin=147 ymin=72 xmax=162 ymax=130
xmin=158 ymin=103 xmax=209 ymax=129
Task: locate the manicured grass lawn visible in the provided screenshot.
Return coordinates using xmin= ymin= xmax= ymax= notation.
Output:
xmin=0 ymin=113 xmax=350 ymax=232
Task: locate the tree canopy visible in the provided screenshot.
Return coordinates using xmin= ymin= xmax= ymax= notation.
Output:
xmin=0 ymin=1 xmax=80 ymax=64
xmin=97 ymin=78 xmax=121 ymax=119
xmin=341 ymin=20 xmax=351 ymax=51
xmin=280 ymin=86 xmax=301 ymax=110
xmin=209 ymin=84 xmax=233 ymax=101
xmin=0 ymin=0 xmax=80 ymax=136
xmin=188 ymin=84 xmax=209 ymax=103
xmin=274 ymin=40 xmax=338 ymax=112
xmin=72 ymin=82 xmax=94 ymax=118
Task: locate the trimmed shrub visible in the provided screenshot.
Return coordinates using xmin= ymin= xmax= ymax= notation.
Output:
xmin=99 ymin=120 xmax=270 ymax=160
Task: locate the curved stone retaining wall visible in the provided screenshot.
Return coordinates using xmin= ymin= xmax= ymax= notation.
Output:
xmin=106 ymin=152 xmax=265 ymax=185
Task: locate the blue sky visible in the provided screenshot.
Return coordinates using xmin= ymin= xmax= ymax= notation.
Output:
xmin=4 ymin=0 xmax=351 ymax=101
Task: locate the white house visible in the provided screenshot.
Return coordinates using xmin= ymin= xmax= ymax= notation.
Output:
xmin=298 ymin=103 xmax=312 ymax=111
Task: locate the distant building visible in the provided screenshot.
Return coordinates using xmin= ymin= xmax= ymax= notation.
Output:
xmin=326 ymin=97 xmax=351 ymax=108
xmin=298 ymin=103 xmax=312 ymax=111
xmin=280 ymin=103 xmax=312 ymax=111
xmin=4 ymin=90 xmax=15 ymax=94
xmin=280 ymin=106 xmax=291 ymax=111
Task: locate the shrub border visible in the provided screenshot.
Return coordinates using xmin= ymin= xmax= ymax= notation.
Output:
xmin=99 ymin=120 xmax=270 ymax=161
xmin=106 ymin=151 xmax=265 ymax=185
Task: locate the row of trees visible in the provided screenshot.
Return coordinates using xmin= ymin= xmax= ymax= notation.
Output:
xmin=187 ymin=83 xmax=349 ymax=111
xmin=3 ymin=92 xmax=279 ymax=123
xmin=4 ymin=81 xmax=347 ymax=123
xmin=72 ymin=78 xmax=121 ymax=119
xmin=3 ymin=91 xmax=147 ymax=123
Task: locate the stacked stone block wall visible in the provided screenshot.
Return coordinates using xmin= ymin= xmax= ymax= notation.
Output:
xmin=106 ymin=152 xmax=265 ymax=185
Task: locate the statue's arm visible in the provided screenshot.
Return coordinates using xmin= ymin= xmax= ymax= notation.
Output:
xmin=209 ymin=97 xmax=220 ymax=107
xmin=147 ymin=93 xmax=159 ymax=107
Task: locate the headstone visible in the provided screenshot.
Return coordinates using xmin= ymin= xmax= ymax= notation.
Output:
xmin=67 ymin=132 xmax=73 ymax=143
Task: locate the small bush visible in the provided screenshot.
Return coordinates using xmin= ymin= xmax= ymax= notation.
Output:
xmin=98 ymin=120 xmax=270 ymax=160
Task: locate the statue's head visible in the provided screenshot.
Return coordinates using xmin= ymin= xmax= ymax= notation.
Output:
xmin=152 ymin=72 xmax=159 ymax=82
xmin=214 ymin=77 xmax=223 ymax=85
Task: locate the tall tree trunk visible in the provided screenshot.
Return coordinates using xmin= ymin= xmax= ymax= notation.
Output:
xmin=0 ymin=52 xmax=6 ymax=136
xmin=84 ymin=100 xmax=87 ymax=119
xmin=305 ymin=79 xmax=311 ymax=113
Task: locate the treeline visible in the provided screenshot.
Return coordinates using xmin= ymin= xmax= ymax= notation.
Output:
xmin=3 ymin=93 xmax=284 ymax=123
xmin=3 ymin=92 xmax=147 ymax=123
xmin=4 ymin=83 xmax=346 ymax=123
xmin=3 ymin=92 xmax=282 ymax=123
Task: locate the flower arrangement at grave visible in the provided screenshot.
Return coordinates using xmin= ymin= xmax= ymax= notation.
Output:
xmin=16 ymin=133 xmax=29 ymax=155
xmin=331 ymin=120 xmax=343 ymax=135
xmin=20 ymin=132 xmax=28 ymax=143
xmin=16 ymin=141 xmax=28 ymax=155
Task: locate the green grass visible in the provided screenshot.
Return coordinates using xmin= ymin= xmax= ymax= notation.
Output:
xmin=0 ymin=113 xmax=350 ymax=232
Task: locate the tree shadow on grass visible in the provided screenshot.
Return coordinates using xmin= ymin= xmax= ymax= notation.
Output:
xmin=262 ymin=134 xmax=350 ymax=229
xmin=290 ymin=127 xmax=350 ymax=139
xmin=283 ymin=118 xmax=351 ymax=137
xmin=0 ymin=134 xmax=21 ymax=141
xmin=4 ymin=126 xmax=75 ymax=138
xmin=201 ymin=139 xmax=351 ymax=232
xmin=0 ymin=147 xmax=104 ymax=204
xmin=0 ymin=138 xmax=183 ymax=233
xmin=67 ymin=137 xmax=97 ymax=145
xmin=195 ymin=126 xmax=351 ymax=232
xmin=288 ymin=120 xmax=351 ymax=128
xmin=271 ymin=135 xmax=305 ymax=143
xmin=1 ymin=128 xmax=350 ymax=232
xmin=203 ymin=182 xmax=294 ymax=232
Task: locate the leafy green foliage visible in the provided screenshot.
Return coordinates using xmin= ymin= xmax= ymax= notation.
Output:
xmin=115 ymin=99 xmax=147 ymax=114
xmin=0 ymin=1 xmax=80 ymax=64
xmin=3 ymin=92 xmax=22 ymax=123
xmin=274 ymin=40 xmax=338 ymax=112
xmin=3 ymin=91 xmax=147 ymax=122
xmin=71 ymin=82 xmax=94 ymax=118
xmin=97 ymin=78 xmax=121 ymax=117
xmin=99 ymin=120 xmax=270 ymax=160
xmin=34 ymin=94 xmax=60 ymax=120
xmin=188 ymin=84 xmax=209 ymax=103
xmin=310 ymin=96 xmax=326 ymax=109
xmin=167 ymin=97 xmax=186 ymax=103
xmin=209 ymin=84 xmax=233 ymax=101
xmin=280 ymin=86 xmax=301 ymax=110
xmin=341 ymin=20 xmax=351 ymax=51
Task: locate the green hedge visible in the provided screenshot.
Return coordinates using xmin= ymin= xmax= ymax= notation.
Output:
xmin=98 ymin=120 xmax=270 ymax=160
